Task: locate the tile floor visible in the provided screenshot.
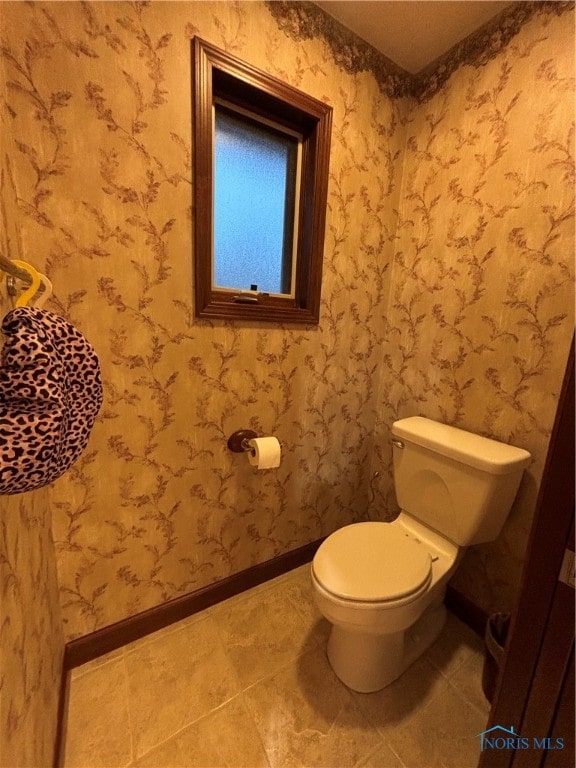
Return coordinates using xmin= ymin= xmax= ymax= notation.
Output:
xmin=62 ymin=565 xmax=490 ymax=768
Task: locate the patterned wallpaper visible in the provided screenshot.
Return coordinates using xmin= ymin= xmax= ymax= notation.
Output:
xmin=0 ymin=0 xmax=408 ymax=642
xmin=0 ymin=489 xmax=64 ymax=767
xmin=0 ymin=3 xmax=573 ymax=764
xmin=0 ymin=0 xmax=572 ymax=669
xmin=373 ymin=5 xmax=575 ymax=612
xmin=0 ymin=102 xmax=65 ymax=765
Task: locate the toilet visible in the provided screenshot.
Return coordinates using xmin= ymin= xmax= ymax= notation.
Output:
xmin=311 ymin=416 xmax=531 ymax=693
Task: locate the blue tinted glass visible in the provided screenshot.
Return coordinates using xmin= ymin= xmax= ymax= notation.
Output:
xmin=214 ymin=106 xmax=298 ymax=295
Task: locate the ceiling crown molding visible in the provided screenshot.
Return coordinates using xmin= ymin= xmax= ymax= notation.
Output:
xmin=412 ymin=1 xmax=575 ymax=102
xmin=265 ymin=0 xmax=412 ymax=98
xmin=266 ymin=1 xmax=575 ymax=103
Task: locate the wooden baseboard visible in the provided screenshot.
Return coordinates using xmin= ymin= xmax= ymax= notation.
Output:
xmin=63 ymin=538 xmax=324 ymax=671
xmin=445 ymin=584 xmax=489 ymax=637
xmin=64 ymin=542 xmax=487 ymax=670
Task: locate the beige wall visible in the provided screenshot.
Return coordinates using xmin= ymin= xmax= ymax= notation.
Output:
xmin=1 ymin=1 xmax=408 ymax=641
xmin=0 ymin=489 xmax=64 ymax=767
xmin=1 ymin=52 xmax=65 ymax=765
xmin=373 ymin=6 xmax=575 ymax=613
xmin=0 ymin=7 xmax=574 ymax=764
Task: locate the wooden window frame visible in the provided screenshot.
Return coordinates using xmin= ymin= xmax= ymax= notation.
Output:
xmin=192 ymin=37 xmax=332 ymax=324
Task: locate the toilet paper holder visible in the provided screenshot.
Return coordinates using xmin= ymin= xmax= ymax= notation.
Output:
xmin=227 ymin=429 xmax=258 ymax=453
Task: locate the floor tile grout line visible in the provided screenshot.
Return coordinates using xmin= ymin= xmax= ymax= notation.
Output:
xmin=210 ymin=565 xmax=304 ymax=617
xmin=209 ymin=575 xmax=326 ymax=692
xmin=236 ymin=691 xmax=274 ymax=768
xmin=122 ymin=610 xmax=214 ymax=660
xmin=385 ymin=739 xmax=409 ymax=768
xmin=443 ymin=675 xmax=491 ymax=720
xmin=239 ymin=642 xmax=327 ymax=699
xmin=120 ymin=607 xmax=215 ymax=659
xmin=122 ymin=569 xmax=318 ymax=764
xmin=128 ymin=688 xmax=275 ymax=768
xmin=123 ymin=612 xmax=246 ymax=763
xmin=68 ymin=647 xmax=125 ymax=682
xmin=120 ymin=653 xmax=136 ymax=768
xmin=426 ymin=645 xmax=484 ymax=678
xmin=354 ymin=738 xmax=407 ymax=768
xmin=117 ymin=566 xmax=313 ymax=682
xmin=350 ymin=664 xmax=487 ymax=751
xmin=240 ymin=645 xmax=388 ymax=768
xmin=129 ymin=688 xmax=247 ymax=765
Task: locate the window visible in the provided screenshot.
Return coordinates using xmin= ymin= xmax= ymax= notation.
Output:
xmin=192 ymin=38 xmax=332 ymax=324
xmin=213 ymin=102 xmax=300 ymax=297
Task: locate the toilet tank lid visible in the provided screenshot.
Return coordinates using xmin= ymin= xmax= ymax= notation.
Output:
xmin=392 ymin=417 xmax=531 ymax=475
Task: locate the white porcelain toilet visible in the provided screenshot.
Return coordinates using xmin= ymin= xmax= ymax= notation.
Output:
xmin=311 ymin=416 xmax=531 ymax=693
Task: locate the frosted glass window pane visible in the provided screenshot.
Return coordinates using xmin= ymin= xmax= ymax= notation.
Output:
xmin=214 ymin=106 xmax=298 ymax=295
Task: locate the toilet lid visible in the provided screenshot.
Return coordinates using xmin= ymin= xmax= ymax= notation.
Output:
xmin=313 ymin=522 xmax=432 ymax=603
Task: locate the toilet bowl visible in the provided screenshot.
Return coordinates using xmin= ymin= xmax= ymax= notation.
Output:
xmin=311 ymin=416 xmax=531 ymax=693
xmin=311 ymin=515 xmax=460 ymax=692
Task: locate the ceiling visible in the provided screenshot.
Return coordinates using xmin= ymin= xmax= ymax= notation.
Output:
xmin=314 ymin=1 xmax=513 ymax=74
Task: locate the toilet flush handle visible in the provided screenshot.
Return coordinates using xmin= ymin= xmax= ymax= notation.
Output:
xmin=391 ymin=439 xmax=405 ymax=449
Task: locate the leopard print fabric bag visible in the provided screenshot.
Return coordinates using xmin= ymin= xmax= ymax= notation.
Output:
xmin=0 ymin=307 xmax=103 ymax=494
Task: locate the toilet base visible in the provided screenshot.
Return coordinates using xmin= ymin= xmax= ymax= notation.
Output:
xmin=326 ymin=603 xmax=447 ymax=693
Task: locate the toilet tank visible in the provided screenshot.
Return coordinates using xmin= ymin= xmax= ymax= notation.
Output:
xmin=391 ymin=417 xmax=531 ymax=546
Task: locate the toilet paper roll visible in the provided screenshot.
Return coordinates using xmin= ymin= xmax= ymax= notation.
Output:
xmin=246 ymin=437 xmax=281 ymax=469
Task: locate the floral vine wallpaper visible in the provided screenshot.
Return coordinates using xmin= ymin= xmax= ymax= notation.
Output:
xmin=0 ymin=0 xmax=411 ymax=641
xmin=0 ymin=130 xmax=65 ymax=765
xmin=0 ymin=1 xmax=573 ymax=764
xmin=374 ymin=3 xmax=575 ymax=611
xmin=0 ymin=487 xmax=64 ymax=768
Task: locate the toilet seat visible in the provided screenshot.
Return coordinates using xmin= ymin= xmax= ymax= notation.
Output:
xmin=313 ymin=522 xmax=432 ymax=603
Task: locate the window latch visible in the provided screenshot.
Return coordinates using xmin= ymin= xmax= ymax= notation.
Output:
xmin=233 ymin=291 xmax=259 ymax=304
